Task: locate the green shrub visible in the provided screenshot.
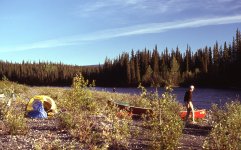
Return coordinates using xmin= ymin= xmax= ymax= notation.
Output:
xmin=59 ymin=111 xmax=76 ymax=129
xmin=102 ymin=102 xmax=132 ymax=149
xmin=58 ymin=74 xmax=133 ymax=149
xmin=61 ymin=74 xmax=96 ymax=112
xmin=0 ymin=88 xmax=28 ymax=135
xmin=0 ymin=79 xmax=28 ymax=95
xmin=203 ymin=101 xmax=241 ymax=150
xmin=142 ymin=86 xmax=184 ymax=149
xmin=58 ymin=74 xmax=102 ymax=149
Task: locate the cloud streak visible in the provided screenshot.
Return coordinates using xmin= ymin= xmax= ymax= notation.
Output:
xmin=76 ymin=0 xmax=241 ymax=17
xmin=1 ymin=15 xmax=241 ymax=52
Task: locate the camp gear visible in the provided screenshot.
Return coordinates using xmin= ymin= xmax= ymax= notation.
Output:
xmin=27 ymin=100 xmax=47 ymax=119
xmin=26 ymin=95 xmax=57 ymax=116
xmin=179 ymin=109 xmax=206 ymax=120
xmin=109 ymin=100 xmax=152 ymax=117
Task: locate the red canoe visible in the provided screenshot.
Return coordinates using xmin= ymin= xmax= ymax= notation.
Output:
xmin=179 ymin=109 xmax=206 ymax=120
xmin=109 ymin=100 xmax=206 ymax=119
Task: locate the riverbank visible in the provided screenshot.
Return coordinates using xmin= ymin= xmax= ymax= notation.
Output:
xmin=1 ymin=80 xmax=240 ymax=149
xmin=0 ymin=116 xmax=212 ymax=149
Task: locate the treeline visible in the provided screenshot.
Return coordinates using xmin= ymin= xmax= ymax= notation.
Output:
xmin=0 ymin=61 xmax=99 ymax=86
xmin=97 ymin=29 xmax=241 ymax=87
xmin=1 ymin=29 xmax=241 ymax=88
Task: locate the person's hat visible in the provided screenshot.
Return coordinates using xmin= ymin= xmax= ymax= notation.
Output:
xmin=190 ymin=85 xmax=194 ymax=89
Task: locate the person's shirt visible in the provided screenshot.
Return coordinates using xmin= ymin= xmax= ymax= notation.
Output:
xmin=184 ymin=90 xmax=192 ymax=103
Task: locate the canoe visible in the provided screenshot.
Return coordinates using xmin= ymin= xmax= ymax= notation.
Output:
xmin=109 ymin=100 xmax=206 ymax=119
xmin=109 ymin=100 xmax=152 ymax=116
xmin=179 ymin=109 xmax=206 ymax=120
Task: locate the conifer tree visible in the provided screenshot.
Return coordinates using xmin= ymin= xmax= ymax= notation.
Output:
xmin=169 ymin=56 xmax=180 ymax=86
xmin=142 ymin=65 xmax=153 ymax=86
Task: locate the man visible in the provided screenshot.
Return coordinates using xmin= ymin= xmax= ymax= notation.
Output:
xmin=184 ymin=85 xmax=196 ymax=123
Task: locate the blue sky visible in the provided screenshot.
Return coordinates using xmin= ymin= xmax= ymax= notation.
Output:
xmin=0 ymin=0 xmax=241 ymax=66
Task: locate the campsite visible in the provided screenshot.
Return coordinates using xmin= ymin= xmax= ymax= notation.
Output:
xmin=0 ymin=76 xmax=240 ymax=149
xmin=1 ymin=0 xmax=241 ymax=149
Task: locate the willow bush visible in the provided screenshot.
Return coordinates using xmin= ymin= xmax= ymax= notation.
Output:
xmin=58 ymin=74 xmax=99 ymax=149
xmin=142 ymin=86 xmax=184 ymax=150
xmin=129 ymin=84 xmax=152 ymax=108
xmin=102 ymin=101 xmax=132 ymax=149
xmin=0 ymin=82 xmax=28 ymax=135
xmin=203 ymin=101 xmax=241 ymax=149
xmin=58 ymin=74 xmax=132 ymax=149
xmin=0 ymin=78 xmax=28 ymax=95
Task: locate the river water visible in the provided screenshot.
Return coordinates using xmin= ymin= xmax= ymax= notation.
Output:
xmin=95 ymin=87 xmax=241 ymax=109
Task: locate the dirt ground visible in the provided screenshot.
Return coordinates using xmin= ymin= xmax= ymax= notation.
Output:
xmin=179 ymin=123 xmax=212 ymax=150
xmin=0 ymin=117 xmax=212 ymax=150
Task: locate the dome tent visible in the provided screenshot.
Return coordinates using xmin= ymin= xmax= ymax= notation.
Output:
xmin=27 ymin=100 xmax=47 ymax=119
xmin=26 ymin=95 xmax=57 ymax=118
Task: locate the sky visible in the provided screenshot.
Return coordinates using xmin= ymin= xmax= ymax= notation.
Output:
xmin=0 ymin=0 xmax=241 ymax=66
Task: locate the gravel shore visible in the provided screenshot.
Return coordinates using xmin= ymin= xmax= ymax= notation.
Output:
xmin=0 ymin=117 xmax=212 ymax=150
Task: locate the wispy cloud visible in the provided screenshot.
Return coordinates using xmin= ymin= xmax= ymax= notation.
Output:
xmin=74 ymin=0 xmax=170 ymax=17
xmin=0 ymin=39 xmax=80 ymax=52
xmin=1 ymin=15 xmax=241 ymax=52
xmin=88 ymin=15 xmax=241 ymax=38
xmin=75 ymin=0 xmax=241 ymax=17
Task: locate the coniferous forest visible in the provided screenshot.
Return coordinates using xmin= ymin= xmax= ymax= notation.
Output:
xmin=1 ymin=29 xmax=241 ymax=88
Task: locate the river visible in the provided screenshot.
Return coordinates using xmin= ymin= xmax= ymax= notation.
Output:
xmin=95 ymin=87 xmax=241 ymax=109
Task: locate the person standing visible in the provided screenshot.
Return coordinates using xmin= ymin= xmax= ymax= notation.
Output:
xmin=184 ymin=85 xmax=196 ymax=123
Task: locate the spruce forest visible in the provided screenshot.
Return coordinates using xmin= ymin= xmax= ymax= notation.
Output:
xmin=1 ymin=29 xmax=241 ymax=88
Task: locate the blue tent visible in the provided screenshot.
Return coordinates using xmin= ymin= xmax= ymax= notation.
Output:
xmin=27 ymin=100 xmax=47 ymax=119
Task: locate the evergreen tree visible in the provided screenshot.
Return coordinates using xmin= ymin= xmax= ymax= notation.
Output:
xmin=142 ymin=65 xmax=153 ymax=86
xmin=135 ymin=52 xmax=141 ymax=83
xmin=151 ymin=46 xmax=161 ymax=85
xmin=169 ymin=56 xmax=180 ymax=86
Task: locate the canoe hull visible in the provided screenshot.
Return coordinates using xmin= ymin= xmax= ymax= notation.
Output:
xmin=110 ymin=101 xmax=206 ymax=119
xmin=110 ymin=101 xmax=152 ymax=116
xmin=179 ymin=109 xmax=206 ymax=119
xmin=129 ymin=106 xmax=152 ymax=115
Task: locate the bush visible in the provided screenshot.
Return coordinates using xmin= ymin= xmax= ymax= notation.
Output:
xmin=58 ymin=74 xmax=108 ymax=149
xmin=58 ymin=74 xmax=133 ymax=149
xmin=203 ymin=101 xmax=241 ymax=149
xmin=103 ymin=102 xmax=132 ymax=149
xmin=0 ymin=79 xmax=28 ymax=95
xmin=0 ymin=87 xmax=28 ymax=135
xmin=142 ymin=86 xmax=184 ymax=149
xmin=61 ymin=74 xmax=95 ymax=112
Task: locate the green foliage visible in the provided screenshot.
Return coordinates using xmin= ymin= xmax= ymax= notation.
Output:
xmin=203 ymin=101 xmax=241 ymax=150
xmin=103 ymin=102 xmax=132 ymax=149
xmin=3 ymin=108 xmax=28 ymax=135
xmin=0 ymin=86 xmax=28 ymax=135
xmin=142 ymin=65 xmax=153 ymax=86
xmin=58 ymin=74 xmax=98 ymax=139
xmin=59 ymin=74 xmax=96 ymax=113
xmin=141 ymin=86 xmax=184 ymax=149
xmin=0 ymin=80 xmax=28 ymax=95
xmin=169 ymin=56 xmax=180 ymax=86
xmin=58 ymin=111 xmax=76 ymax=129
xmin=58 ymin=75 xmax=104 ymax=148
xmin=58 ymin=74 xmax=133 ymax=149
xmin=129 ymin=84 xmax=152 ymax=108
